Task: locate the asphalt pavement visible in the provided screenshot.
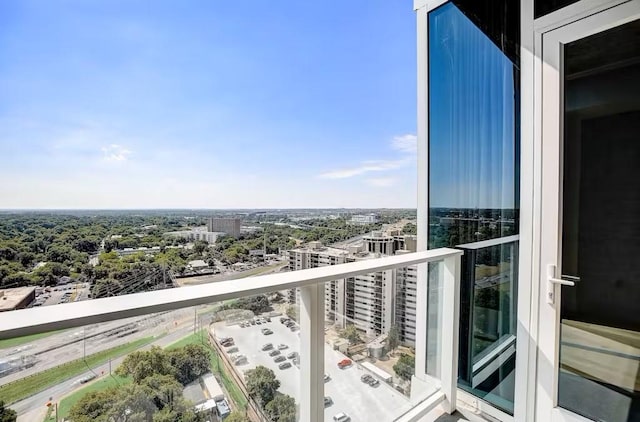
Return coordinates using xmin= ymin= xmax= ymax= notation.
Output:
xmin=214 ymin=319 xmax=414 ymax=422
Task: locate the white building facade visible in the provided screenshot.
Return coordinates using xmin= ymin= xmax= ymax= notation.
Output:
xmin=288 ymin=234 xmax=418 ymax=342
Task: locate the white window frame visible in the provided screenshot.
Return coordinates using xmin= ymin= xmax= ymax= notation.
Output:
xmin=415 ymin=1 xmax=528 ymax=420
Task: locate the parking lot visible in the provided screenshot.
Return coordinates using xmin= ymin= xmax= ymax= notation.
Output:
xmin=213 ymin=318 xmax=413 ymax=421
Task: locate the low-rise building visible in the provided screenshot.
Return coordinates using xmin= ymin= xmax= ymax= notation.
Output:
xmin=115 ymin=246 xmax=162 ymax=256
xmin=187 ymin=260 xmax=209 ymax=271
xmin=350 ymin=213 xmax=379 ymax=224
xmin=165 ymin=229 xmax=225 ymax=244
xmin=0 ymin=287 xmax=36 ymax=312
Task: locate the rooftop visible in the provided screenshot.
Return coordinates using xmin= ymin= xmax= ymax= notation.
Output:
xmin=0 ymin=287 xmax=36 ymax=312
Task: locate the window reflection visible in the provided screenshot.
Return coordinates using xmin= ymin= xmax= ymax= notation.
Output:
xmin=427 ymin=2 xmax=520 ymax=414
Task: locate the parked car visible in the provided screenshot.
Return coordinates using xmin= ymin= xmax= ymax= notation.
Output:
xmin=324 ymin=374 xmax=330 ymax=382
xmin=233 ymin=355 xmax=248 ymax=365
xmin=261 ymin=328 xmax=273 ymax=335
xmin=278 ymin=362 xmax=292 ymax=370
xmin=368 ymin=378 xmax=380 ymax=387
xmin=324 ymin=396 xmax=333 ymax=406
xmin=333 ymin=412 xmax=351 ymax=422
xmin=227 ymin=347 xmax=239 ymax=354
xmin=280 ymin=317 xmax=289 ymax=323
xmin=220 ymin=337 xmax=234 ymax=347
xmin=361 ymin=374 xmax=372 ymax=383
xmin=287 ymin=351 xmax=298 ymax=359
xmin=261 ymin=343 xmax=273 ymax=351
xmin=274 ymin=356 xmax=286 ymax=363
xmin=269 ymin=349 xmax=281 ymax=357
xmin=338 ymin=359 xmax=352 ymax=369
xmin=277 ymin=344 xmax=288 ymax=350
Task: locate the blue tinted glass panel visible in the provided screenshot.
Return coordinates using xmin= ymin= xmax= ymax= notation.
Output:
xmin=428 ymin=2 xmax=519 ymax=414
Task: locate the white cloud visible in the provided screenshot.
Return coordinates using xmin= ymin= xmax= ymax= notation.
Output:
xmin=318 ymin=159 xmax=409 ymax=179
xmin=391 ymin=134 xmax=417 ymax=154
xmin=101 ymin=144 xmax=132 ymax=162
xmin=317 ymin=133 xmax=417 ymax=180
xmin=366 ymin=177 xmax=396 ymax=187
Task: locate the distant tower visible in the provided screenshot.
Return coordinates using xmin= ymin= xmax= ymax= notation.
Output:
xmin=207 ymin=218 xmax=241 ymax=238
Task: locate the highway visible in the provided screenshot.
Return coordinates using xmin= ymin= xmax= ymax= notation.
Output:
xmin=0 ymin=308 xmax=193 ymax=386
xmin=11 ymin=322 xmax=197 ymax=422
xmin=3 ymin=303 xmax=205 ymax=421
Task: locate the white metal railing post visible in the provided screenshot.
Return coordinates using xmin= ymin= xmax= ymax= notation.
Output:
xmin=441 ymin=253 xmax=461 ymax=414
xmin=299 ymin=283 xmax=324 ymax=422
xmin=414 ymin=261 xmax=429 ymax=381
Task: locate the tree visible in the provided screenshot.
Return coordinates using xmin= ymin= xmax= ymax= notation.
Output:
xmin=402 ymin=222 xmax=417 ymax=235
xmin=0 ymin=401 xmax=17 ymax=422
xmin=68 ymin=389 xmax=117 ymax=422
xmin=224 ymin=412 xmax=251 ymax=422
xmin=168 ymin=344 xmax=210 ymax=385
xmin=285 ymin=305 xmax=298 ymax=322
xmin=236 ymin=294 xmax=271 ymax=314
xmin=265 ymin=394 xmax=296 ymax=422
xmin=387 ymin=325 xmax=400 ymax=354
xmin=245 ymin=365 xmax=280 ymax=406
xmin=73 ymin=238 xmax=99 ymax=253
xmin=340 ymin=324 xmax=361 ymax=344
xmin=103 ymin=383 xmax=157 ymax=422
xmin=192 ymin=240 xmax=209 ymax=255
xmin=140 ymin=374 xmax=183 ymax=409
xmin=393 ymin=353 xmax=415 ymax=381
xmin=116 ymin=346 xmax=175 ymax=383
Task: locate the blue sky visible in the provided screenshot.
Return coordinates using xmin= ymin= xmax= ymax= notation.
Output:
xmin=429 ymin=3 xmax=517 ymax=209
xmin=0 ymin=0 xmax=417 ymax=209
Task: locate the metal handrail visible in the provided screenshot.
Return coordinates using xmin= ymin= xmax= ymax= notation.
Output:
xmin=0 ymin=248 xmax=461 ymax=340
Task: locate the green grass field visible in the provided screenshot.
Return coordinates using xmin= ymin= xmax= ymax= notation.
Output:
xmin=165 ymin=329 xmax=208 ymax=350
xmin=0 ymin=336 xmax=154 ymax=405
xmin=43 ymin=375 xmax=132 ymax=422
xmin=0 ymin=330 xmax=65 ymax=350
xmin=210 ymin=348 xmax=248 ymax=410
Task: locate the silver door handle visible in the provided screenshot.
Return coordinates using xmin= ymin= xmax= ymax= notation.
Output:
xmin=547 ymin=264 xmax=575 ymax=305
xmin=549 ymin=277 xmax=575 ymax=286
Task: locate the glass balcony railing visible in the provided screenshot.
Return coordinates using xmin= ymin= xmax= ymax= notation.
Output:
xmin=0 ymin=249 xmax=462 ymax=422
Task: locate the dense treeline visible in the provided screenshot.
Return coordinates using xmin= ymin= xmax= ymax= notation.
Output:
xmin=0 ymin=213 xmax=194 ymax=290
xmin=0 ymin=211 xmax=413 ymax=292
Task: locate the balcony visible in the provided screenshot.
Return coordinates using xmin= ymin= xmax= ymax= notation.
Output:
xmin=0 ymin=248 xmax=463 ymax=422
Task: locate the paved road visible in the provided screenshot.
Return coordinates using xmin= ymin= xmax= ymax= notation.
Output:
xmin=1 ymin=308 xmax=193 ymax=386
xmin=177 ymin=261 xmax=288 ymax=286
xmin=11 ymin=325 xmax=195 ymax=420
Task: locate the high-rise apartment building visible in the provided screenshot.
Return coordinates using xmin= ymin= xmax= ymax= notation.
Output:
xmin=206 ymin=218 xmax=241 ymax=238
xmin=287 ymin=233 xmax=418 ymax=343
